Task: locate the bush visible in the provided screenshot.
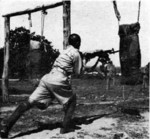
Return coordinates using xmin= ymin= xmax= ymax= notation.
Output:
xmin=4 ymin=27 xmax=59 ymax=79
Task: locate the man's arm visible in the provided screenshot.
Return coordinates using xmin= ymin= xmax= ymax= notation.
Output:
xmin=73 ymin=52 xmax=82 ymax=75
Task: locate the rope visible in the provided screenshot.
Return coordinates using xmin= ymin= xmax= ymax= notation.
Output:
xmin=28 ymin=13 xmax=32 ymax=51
xmin=113 ymin=0 xmax=141 ymax=24
xmin=112 ymin=0 xmax=121 ymax=25
xmin=28 ymin=13 xmax=32 ymax=32
xmin=41 ymin=7 xmax=47 ymax=52
xmin=41 ymin=11 xmax=46 ymax=37
xmin=137 ymin=0 xmax=141 ymax=22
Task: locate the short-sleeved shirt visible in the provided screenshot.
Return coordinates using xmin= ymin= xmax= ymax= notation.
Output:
xmin=41 ymin=45 xmax=82 ymax=86
xmin=29 ymin=45 xmax=82 ymax=105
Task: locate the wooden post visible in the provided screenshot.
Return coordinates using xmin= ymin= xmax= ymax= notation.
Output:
xmin=122 ymin=85 xmax=125 ymax=100
xmin=2 ymin=17 xmax=10 ymax=102
xmin=63 ymin=0 xmax=71 ymax=49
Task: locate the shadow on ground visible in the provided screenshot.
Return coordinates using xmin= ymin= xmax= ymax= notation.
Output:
xmin=12 ymin=113 xmax=110 ymax=138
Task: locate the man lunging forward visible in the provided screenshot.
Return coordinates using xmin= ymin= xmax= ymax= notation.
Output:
xmin=0 ymin=33 xmax=82 ymax=138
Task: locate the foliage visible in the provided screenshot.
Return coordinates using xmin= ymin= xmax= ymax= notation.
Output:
xmin=8 ymin=27 xmax=59 ymax=79
xmin=9 ymin=27 xmax=30 ymax=78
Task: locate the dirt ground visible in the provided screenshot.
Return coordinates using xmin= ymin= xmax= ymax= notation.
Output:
xmin=0 ymin=76 xmax=149 ymax=139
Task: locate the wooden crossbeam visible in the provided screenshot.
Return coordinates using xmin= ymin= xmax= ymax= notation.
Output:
xmin=2 ymin=0 xmax=71 ymax=102
xmin=2 ymin=1 xmax=63 ymax=17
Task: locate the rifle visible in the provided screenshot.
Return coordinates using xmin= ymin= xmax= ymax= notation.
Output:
xmin=103 ymin=48 xmax=119 ymax=54
xmin=80 ymin=48 xmax=119 ymax=63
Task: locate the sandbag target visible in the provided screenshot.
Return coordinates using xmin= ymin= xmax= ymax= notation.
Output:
xmin=119 ymin=22 xmax=142 ymax=85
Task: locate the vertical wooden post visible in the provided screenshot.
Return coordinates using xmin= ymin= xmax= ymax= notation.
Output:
xmin=122 ymin=85 xmax=125 ymax=100
xmin=2 ymin=17 xmax=10 ymax=102
xmin=63 ymin=0 xmax=71 ymax=50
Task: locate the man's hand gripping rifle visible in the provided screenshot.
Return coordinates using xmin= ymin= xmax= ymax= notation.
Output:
xmin=80 ymin=48 xmax=119 ymax=64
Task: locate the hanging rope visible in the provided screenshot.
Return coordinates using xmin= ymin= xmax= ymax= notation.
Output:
xmin=41 ymin=7 xmax=47 ymax=52
xmin=113 ymin=0 xmax=141 ymax=23
xmin=28 ymin=13 xmax=32 ymax=52
xmin=41 ymin=10 xmax=47 ymax=37
xmin=112 ymin=0 xmax=121 ymax=25
xmin=28 ymin=13 xmax=32 ymax=33
xmin=137 ymin=0 xmax=141 ymax=22
xmin=41 ymin=6 xmax=47 ymax=52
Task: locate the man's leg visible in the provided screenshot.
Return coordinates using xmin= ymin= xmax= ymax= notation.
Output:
xmin=60 ymin=94 xmax=76 ymax=134
xmin=0 ymin=100 xmax=32 ymax=138
xmin=0 ymin=77 xmax=53 ymax=138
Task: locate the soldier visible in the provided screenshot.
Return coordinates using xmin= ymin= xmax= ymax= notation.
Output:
xmin=106 ymin=61 xmax=116 ymax=90
xmin=0 ymin=33 xmax=82 ymax=138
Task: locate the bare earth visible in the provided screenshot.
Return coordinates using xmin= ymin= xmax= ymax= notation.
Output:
xmin=0 ymin=76 xmax=149 ymax=139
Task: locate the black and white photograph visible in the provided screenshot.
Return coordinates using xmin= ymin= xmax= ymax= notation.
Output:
xmin=0 ymin=0 xmax=149 ymax=138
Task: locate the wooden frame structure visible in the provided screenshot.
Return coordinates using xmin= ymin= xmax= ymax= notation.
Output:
xmin=2 ymin=0 xmax=71 ymax=102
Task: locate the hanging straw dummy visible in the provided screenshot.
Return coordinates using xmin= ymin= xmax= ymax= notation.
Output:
xmin=113 ymin=0 xmax=142 ymax=85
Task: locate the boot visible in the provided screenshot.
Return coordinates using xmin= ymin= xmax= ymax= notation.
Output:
xmin=0 ymin=101 xmax=32 ymax=138
xmin=60 ymin=94 xmax=76 ymax=134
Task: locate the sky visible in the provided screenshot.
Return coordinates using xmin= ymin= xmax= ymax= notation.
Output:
xmin=0 ymin=0 xmax=150 ymax=67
